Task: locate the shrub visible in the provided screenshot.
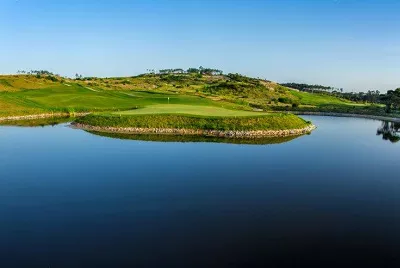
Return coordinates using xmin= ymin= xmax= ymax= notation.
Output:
xmin=45 ymin=75 xmax=58 ymax=82
xmin=278 ymin=97 xmax=291 ymax=104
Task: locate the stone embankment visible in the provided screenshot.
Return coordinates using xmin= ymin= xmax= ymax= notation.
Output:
xmin=72 ymin=123 xmax=316 ymax=138
xmin=0 ymin=113 xmax=89 ymax=122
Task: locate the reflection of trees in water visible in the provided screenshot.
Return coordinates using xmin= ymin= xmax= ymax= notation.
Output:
xmin=377 ymin=121 xmax=400 ymax=143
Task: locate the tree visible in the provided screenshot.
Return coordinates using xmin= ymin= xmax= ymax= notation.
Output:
xmin=381 ymin=88 xmax=400 ymax=113
xmin=187 ymin=68 xmax=199 ymax=74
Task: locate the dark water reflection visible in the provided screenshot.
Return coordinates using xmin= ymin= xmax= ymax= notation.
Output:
xmin=87 ymin=131 xmax=302 ymax=145
xmin=0 ymin=116 xmax=399 ymax=267
xmin=377 ymin=121 xmax=400 ymax=143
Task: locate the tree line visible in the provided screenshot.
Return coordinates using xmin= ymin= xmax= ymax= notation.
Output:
xmin=150 ymin=66 xmax=223 ymax=76
xmin=16 ymin=69 xmax=61 ymax=81
xmin=17 ymin=70 xmax=56 ymax=76
xmin=280 ymin=83 xmax=334 ymax=92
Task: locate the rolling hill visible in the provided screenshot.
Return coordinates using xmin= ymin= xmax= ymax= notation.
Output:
xmin=0 ymin=72 xmax=364 ymax=117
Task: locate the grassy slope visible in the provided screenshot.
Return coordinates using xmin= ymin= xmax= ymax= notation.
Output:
xmin=0 ymin=116 xmax=73 ymax=127
xmin=290 ymin=90 xmax=357 ymax=106
xmin=0 ymin=95 xmax=44 ymax=116
xmin=0 ymin=75 xmax=243 ymax=116
xmin=77 ymin=74 xmax=368 ymax=111
xmin=79 ymin=74 xmax=355 ymax=108
xmin=0 ymin=73 xmax=377 ymax=119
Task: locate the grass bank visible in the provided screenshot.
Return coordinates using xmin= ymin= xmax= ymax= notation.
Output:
xmin=0 ymin=116 xmax=74 ymax=127
xmin=75 ymin=113 xmax=310 ymax=131
xmin=73 ymin=113 xmax=314 ymax=138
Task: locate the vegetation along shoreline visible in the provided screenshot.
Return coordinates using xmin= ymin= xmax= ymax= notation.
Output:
xmin=0 ymin=112 xmax=88 ymax=122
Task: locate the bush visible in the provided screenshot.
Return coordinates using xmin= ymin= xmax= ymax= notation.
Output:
xmin=45 ymin=75 xmax=58 ymax=82
xmin=278 ymin=97 xmax=291 ymax=104
xmin=121 ymin=80 xmax=132 ymax=85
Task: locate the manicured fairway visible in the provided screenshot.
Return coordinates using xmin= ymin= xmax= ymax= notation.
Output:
xmin=114 ymin=104 xmax=264 ymax=117
xmin=0 ymin=82 xmax=230 ymax=116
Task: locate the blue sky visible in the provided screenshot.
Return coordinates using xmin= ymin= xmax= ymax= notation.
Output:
xmin=1 ymin=0 xmax=399 ymax=91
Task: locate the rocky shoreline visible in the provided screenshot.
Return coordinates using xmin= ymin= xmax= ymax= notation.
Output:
xmin=289 ymin=112 xmax=400 ymax=123
xmin=72 ymin=123 xmax=316 ymax=138
xmin=2 ymin=111 xmax=399 ymax=124
xmin=0 ymin=113 xmax=89 ymax=122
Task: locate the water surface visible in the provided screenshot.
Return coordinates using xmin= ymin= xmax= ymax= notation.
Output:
xmin=0 ymin=116 xmax=399 ymax=267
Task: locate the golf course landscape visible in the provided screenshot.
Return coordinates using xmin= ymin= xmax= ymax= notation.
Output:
xmin=4 ymin=1 xmax=400 ymax=266
xmin=0 ymin=70 xmax=398 ymax=137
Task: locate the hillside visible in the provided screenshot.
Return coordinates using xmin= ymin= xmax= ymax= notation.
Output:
xmin=0 ymin=72 xmax=368 ymax=118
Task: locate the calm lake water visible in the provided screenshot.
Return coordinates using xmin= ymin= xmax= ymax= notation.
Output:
xmin=1 ymin=116 xmax=399 ymax=267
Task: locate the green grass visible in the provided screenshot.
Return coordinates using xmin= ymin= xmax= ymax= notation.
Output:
xmin=0 ymin=79 xmax=13 ymax=88
xmin=0 ymin=94 xmax=45 ymax=116
xmin=114 ymin=104 xmax=263 ymax=117
xmin=289 ymin=90 xmax=360 ymax=106
xmin=0 ymin=80 xmax=239 ymax=116
xmin=0 ymin=116 xmax=73 ymax=127
xmin=76 ymin=113 xmax=310 ymax=131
